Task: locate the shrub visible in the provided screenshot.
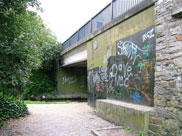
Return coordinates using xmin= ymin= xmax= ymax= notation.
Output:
xmin=25 ymin=70 xmax=56 ymax=98
xmin=0 ymin=93 xmax=28 ymax=128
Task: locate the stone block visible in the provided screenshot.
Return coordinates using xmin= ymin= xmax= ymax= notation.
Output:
xmin=150 ymin=117 xmax=163 ymax=124
xmin=161 ymin=128 xmax=168 ymax=135
xmin=169 ymin=81 xmax=176 ymax=88
xmin=148 ymin=124 xmax=161 ymax=133
xmin=96 ymin=99 xmax=154 ymax=134
xmin=176 ymin=34 xmax=182 ymax=40
xmin=155 ymin=100 xmax=166 ymax=107
xmin=170 ymin=52 xmax=182 ymax=59
xmin=147 ymin=130 xmax=155 ymax=135
xmin=167 ymin=101 xmax=179 ymax=108
xmin=170 ymin=26 xmax=182 ymax=35
xmin=162 ymin=119 xmax=179 ymax=130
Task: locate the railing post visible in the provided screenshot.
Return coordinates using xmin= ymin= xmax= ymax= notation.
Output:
xmin=77 ymin=30 xmax=80 ymax=41
xmin=111 ymin=0 xmax=114 ymax=20
xmin=69 ymin=37 xmax=71 ymax=48
xmin=90 ymin=19 xmax=93 ymax=33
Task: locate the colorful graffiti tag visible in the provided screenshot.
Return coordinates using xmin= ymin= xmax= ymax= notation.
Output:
xmin=88 ymin=26 xmax=156 ymax=106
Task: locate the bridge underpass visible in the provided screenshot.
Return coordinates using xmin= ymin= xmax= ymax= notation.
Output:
xmin=57 ymin=0 xmax=182 ymax=135
xmin=58 ymin=0 xmax=155 ymax=133
xmin=57 ymin=37 xmax=88 ymax=100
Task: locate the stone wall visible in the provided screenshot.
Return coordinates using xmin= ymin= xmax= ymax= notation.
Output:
xmin=148 ymin=0 xmax=182 ymax=135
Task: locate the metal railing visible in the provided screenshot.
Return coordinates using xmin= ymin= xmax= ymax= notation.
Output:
xmin=62 ymin=0 xmax=143 ymax=52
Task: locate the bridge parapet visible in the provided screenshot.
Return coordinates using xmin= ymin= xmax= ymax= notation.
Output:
xmin=61 ymin=0 xmax=145 ymax=52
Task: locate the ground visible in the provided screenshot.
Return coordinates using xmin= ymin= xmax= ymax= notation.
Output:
xmin=0 ymin=102 xmax=134 ymax=136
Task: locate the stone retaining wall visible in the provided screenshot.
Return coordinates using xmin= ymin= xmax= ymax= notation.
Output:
xmin=148 ymin=0 xmax=182 ymax=135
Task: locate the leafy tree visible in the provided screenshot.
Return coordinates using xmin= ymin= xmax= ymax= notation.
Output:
xmin=0 ymin=0 xmax=61 ymax=94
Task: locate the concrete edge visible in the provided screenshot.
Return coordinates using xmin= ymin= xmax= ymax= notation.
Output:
xmin=57 ymin=94 xmax=87 ymax=99
xmin=91 ymin=127 xmax=123 ymax=136
xmin=61 ymin=0 xmax=156 ymax=56
xmin=97 ymin=99 xmax=154 ymax=112
xmin=91 ymin=129 xmax=101 ymax=136
xmin=172 ymin=7 xmax=182 ymax=18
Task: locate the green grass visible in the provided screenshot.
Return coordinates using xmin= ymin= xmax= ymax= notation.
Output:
xmin=24 ymin=100 xmax=71 ymax=104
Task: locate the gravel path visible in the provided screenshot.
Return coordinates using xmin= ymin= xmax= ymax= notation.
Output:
xmin=0 ymin=102 xmax=116 ymax=136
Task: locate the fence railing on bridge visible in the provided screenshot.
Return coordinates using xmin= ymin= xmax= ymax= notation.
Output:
xmin=62 ymin=0 xmax=143 ymax=52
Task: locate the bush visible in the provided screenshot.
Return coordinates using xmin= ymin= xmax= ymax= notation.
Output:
xmin=0 ymin=93 xmax=28 ymax=128
xmin=25 ymin=70 xmax=56 ymax=98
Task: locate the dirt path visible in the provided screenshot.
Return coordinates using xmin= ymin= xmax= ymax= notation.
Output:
xmin=0 ymin=102 xmax=116 ymax=136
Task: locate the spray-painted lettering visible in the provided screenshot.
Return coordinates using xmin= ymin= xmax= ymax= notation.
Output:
xmin=142 ymin=28 xmax=154 ymax=42
xmin=62 ymin=76 xmax=77 ymax=85
xmin=117 ymin=41 xmax=148 ymax=65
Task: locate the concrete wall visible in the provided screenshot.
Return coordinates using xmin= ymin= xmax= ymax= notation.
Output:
xmin=87 ymin=4 xmax=155 ymax=106
xmin=57 ymin=67 xmax=87 ymax=96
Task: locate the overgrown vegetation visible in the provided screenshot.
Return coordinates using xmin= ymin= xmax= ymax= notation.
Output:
xmin=0 ymin=93 xmax=28 ymax=128
xmin=25 ymin=70 xmax=56 ymax=98
xmin=0 ymin=0 xmax=61 ymax=92
xmin=0 ymin=0 xmax=61 ymax=128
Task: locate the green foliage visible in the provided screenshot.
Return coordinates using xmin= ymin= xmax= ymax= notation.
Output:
xmin=123 ymin=126 xmax=134 ymax=133
xmin=137 ymin=130 xmax=145 ymax=136
xmin=0 ymin=0 xmax=41 ymax=13
xmin=0 ymin=0 xmax=61 ymax=92
xmin=0 ymin=0 xmax=62 ymax=128
xmin=0 ymin=93 xmax=28 ymax=128
xmin=25 ymin=70 xmax=56 ymax=97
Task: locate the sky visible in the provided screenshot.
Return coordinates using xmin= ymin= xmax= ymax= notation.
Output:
xmin=37 ymin=0 xmax=111 ymax=43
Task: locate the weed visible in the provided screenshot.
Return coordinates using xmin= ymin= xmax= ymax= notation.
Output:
xmin=123 ymin=126 xmax=134 ymax=134
xmin=137 ymin=130 xmax=145 ymax=136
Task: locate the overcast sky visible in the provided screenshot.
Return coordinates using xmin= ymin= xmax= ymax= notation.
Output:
xmin=38 ymin=0 xmax=111 ymax=43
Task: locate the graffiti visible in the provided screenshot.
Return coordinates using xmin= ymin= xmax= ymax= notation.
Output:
xmin=98 ymin=67 xmax=108 ymax=82
xmin=141 ymin=61 xmax=153 ymax=89
xmin=62 ymin=76 xmax=77 ymax=85
xmin=88 ymin=67 xmax=108 ymax=93
xmin=80 ymin=76 xmax=86 ymax=88
xmin=130 ymin=91 xmax=141 ymax=103
xmin=108 ymin=63 xmax=133 ymax=90
xmin=142 ymin=28 xmax=155 ymax=42
xmin=103 ymin=46 xmax=112 ymax=64
xmin=88 ymin=26 xmax=156 ymax=106
xmin=113 ymin=88 xmax=126 ymax=97
xmin=117 ymin=41 xmax=148 ymax=65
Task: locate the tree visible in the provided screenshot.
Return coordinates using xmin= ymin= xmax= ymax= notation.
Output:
xmin=0 ymin=0 xmax=61 ymax=94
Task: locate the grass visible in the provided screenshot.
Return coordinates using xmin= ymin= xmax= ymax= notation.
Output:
xmin=24 ymin=100 xmax=71 ymax=104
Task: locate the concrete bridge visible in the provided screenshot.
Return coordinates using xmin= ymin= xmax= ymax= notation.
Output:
xmin=58 ymin=0 xmax=182 ymax=135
